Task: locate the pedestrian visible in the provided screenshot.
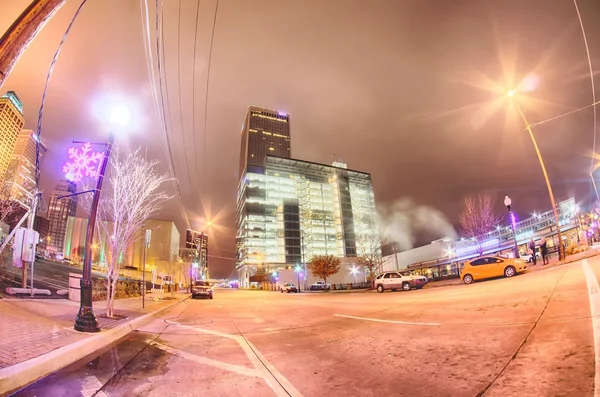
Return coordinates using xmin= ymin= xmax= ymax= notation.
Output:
xmin=529 ymin=238 xmax=537 ymax=265
xmin=539 ymin=237 xmax=549 ymax=265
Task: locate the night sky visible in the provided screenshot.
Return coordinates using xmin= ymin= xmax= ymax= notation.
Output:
xmin=1 ymin=0 xmax=599 ymax=278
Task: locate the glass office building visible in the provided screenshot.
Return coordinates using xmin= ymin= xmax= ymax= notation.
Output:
xmin=239 ymin=106 xmax=291 ymax=176
xmin=236 ymin=156 xmax=378 ymax=287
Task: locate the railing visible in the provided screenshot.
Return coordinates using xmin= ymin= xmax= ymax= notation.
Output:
xmin=331 ymin=281 xmax=371 ymax=290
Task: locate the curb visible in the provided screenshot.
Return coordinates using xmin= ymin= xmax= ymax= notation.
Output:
xmin=0 ymin=295 xmax=189 ymax=396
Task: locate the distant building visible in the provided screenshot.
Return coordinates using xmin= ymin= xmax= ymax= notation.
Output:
xmin=127 ymin=219 xmax=181 ymax=271
xmin=33 ymin=215 xmax=50 ymax=248
xmin=63 ymin=217 xmax=181 ymax=277
xmin=184 ymin=229 xmax=209 ymax=279
xmin=0 ymin=91 xmax=25 ymax=179
xmin=238 ymin=106 xmax=291 ymax=177
xmin=382 ymin=198 xmax=581 ymax=280
xmin=47 ymin=180 xmax=77 ymax=256
xmin=5 ymin=129 xmax=47 ymax=209
xmin=236 ymin=156 xmax=378 ymax=287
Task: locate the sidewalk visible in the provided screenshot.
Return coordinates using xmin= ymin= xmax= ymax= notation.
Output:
xmin=424 ymin=246 xmax=600 ymax=289
xmin=0 ymin=292 xmax=189 ymax=396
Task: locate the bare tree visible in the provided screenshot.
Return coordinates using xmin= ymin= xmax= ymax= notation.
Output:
xmin=0 ymin=171 xmax=20 ymax=227
xmin=307 ymin=254 xmax=341 ymax=287
xmin=355 ymin=231 xmax=384 ymax=286
xmin=81 ymin=148 xmax=173 ymax=317
xmin=458 ymin=192 xmax=502 ymax=255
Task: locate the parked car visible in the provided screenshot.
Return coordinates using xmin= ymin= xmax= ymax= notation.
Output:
xmin=460 ymin=255 xmax=527 ymax=285
xmin=280 ymin=283 xmax=298 ymax=293
xmin=191 ymin=280 xmax=213 ymax=299
xmin=375 ymin=271 xmax=428 ymax=293
xmin=520 ymin=252 xmax=541 ymax=263
xmin=310 ymin=281 xmax=331 ymax=291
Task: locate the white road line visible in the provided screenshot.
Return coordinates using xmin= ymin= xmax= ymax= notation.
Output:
xmin=583 ymin=259 xmax=600 ymax=397
xmin=147 ymin=340 xmax=262 ymax=378
xmin=164 ymin=320 xmax=304 ymax=397
xmin=334 ymin=314 xmax=440 ymax=326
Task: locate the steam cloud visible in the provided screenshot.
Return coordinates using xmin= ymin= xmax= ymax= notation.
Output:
xmin=378 ymin=198 xmax=457 ymax=251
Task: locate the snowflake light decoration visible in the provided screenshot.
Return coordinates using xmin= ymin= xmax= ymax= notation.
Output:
xmin=62 ymin=142 xmax=103 ymax=182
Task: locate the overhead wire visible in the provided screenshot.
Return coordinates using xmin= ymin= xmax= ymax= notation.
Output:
xmin=191 ymin=0 xmax=202 ymax=184
xmin=140 ymin=0 xmax=191 ymax=229
xmin=157 ymin=0 xmax=191 ymax=229
xmin=202 ymin=0 xmax=220 ymax=175
xmin=176 ymin=0 xmax=194 ymax=190
xmin=34 ymin=0 xmax=89 ymax=203
xmin=572 ymin=0 xmax=598 ymax=201
xmin=528 ymin=98 xmax=600 ymax=128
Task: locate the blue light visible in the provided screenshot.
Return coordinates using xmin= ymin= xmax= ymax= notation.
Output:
xmin=2 ymin=91 xmax=23 ymax=115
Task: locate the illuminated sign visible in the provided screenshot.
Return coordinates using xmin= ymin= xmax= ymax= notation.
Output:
xmin=62 ymin=142 xmax=103 ymax=182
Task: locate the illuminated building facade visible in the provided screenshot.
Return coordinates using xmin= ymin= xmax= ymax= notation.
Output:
xmin=236 ymin=156 xmax=378 ymax=287
xmin=0 ymin=91 xmax=25 ymax=179
xmin=47 ymin=180 xmax=77 ymax=255
xmin=239 ymin=106 xmax=290 ymax=177
xmin=6 ymin=129 xmax=47 ymax=208
xmin=185 ymin=229 xmax=208 ymax=278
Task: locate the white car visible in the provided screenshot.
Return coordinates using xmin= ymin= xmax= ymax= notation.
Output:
xmin=280 ymin=283 xmax=298 ymax=293
xmin=375 ymin=271 xmax=428 ymax=293
xmin=310 ymin=281 xmax=331 ymax=291
xmin=520 ymin=252 xmax=541 ymax=263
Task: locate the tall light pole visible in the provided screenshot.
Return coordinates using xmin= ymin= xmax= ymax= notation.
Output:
xmin=508 ymin=90 xmax=565 ymax=260
xmin=504 ymin=195 xmax=520 ymax=258
xmin=74 ymin=105 xmax=129 ymax=333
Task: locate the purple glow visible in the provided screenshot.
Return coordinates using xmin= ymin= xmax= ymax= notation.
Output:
xmin=62 ymin=142 xmax=103 ymax=182
xmin=510 ymin=212 xmax=517 ymax=227
xmin=278 ymin=111 xmax=287 ymax=116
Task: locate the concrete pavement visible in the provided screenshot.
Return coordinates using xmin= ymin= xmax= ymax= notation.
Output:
xmin=11 ymin=255 xmax=600 ymax=396
xmin=0 ymin=292 xmax=189 ymax=396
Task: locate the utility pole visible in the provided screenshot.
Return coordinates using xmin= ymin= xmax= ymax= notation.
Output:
xmin=0 ymin=0 xmax=67 ymax=89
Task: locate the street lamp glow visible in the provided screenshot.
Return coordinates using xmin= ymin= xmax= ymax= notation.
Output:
xmin=507 ymin=89 xmax=516 ymax=98
xmin=350 ymin=266 xmax=359 ymax=275
xmin=109 ymin=104 xmax=130 ymax=128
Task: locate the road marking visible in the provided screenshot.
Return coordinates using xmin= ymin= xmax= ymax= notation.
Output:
xmin=164 ymin=320 xmax=303 ymax=397
xmin=334 ymin=314 xmax=440 ymax=326
xmin=583 ymin=259 xmax=600 ymax=397
xmin=147 ymin=340 xmax=262 ymax=377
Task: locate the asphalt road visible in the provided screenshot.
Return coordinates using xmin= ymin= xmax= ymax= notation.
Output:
xmin=14 ymin=256 xmax=600 ymax=396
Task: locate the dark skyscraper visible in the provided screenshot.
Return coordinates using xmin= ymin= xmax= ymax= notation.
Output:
xmin=47 ymin=179 xmax=77 ymax=256
xmin=238 ymin=106 xmax=290 ymax=177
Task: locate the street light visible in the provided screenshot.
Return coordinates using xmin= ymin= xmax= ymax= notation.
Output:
xmin=294 ymin=265 xmax=302 ymax=291
xmin=504 ymin=195 xmax=520 ymax=258
xmin=74 ymin=104 xmax=128 ymax=333
xmin=507 ymin=90 xmax=565 ymax=260
xmin=350 ymin=266 xmax=359 ymax=284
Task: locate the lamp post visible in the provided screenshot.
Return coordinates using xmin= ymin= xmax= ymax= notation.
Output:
xmin=508 ymin=91 xmax=565 ymax=260
xmin=504 ymin=195 xmax=520 ymax=258
xmin=74 ymin=105 xmax=129 ymax=333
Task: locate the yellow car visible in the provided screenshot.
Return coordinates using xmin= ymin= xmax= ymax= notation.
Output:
xmin=460 ymin=256 xmax=527 ymax=284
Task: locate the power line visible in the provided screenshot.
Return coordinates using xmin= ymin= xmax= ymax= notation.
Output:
xmin=573 ymin=0 xmax=598 ymax=201
xmin=176 ymin=0 xmax=194 ymax=191
xmin=35 ymin=0 xmax=90 ymax=192
xmin=203 ymin=0 xmax=220 ymax=176
xmin=145 ymin=0 xmax=191 ymax=229
xmin=528 ymin=99 xmax=600 ymax=128
xmin=191 ymin=0 xmax=202 ymax=186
